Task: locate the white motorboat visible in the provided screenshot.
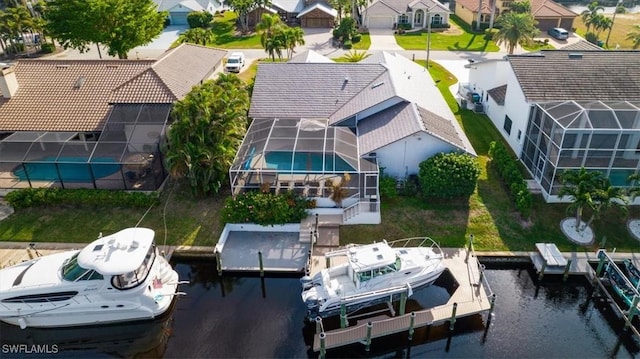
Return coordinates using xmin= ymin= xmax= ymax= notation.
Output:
xmin=300 ymin=237 xmax=445 ymax=320
xmin=0 ymin=227 xmax=185 ymax=329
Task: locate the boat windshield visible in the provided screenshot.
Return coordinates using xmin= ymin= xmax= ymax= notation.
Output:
xmin=356 ymin=260 xmax=400 ymax=283
xmin=62 ymin=253 xmax=104 ymax=281
xmin=111 ymin=244 xmax=156 ymax=290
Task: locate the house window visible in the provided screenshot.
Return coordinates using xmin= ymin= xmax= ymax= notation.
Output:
xmin=415 ymin=11 xmax=423 ymax=25
xmin=504 ymin=115 xmax=513 ymax=135
xmin=432 ymin=14 xmax=442 ymax=25
xmin=399 ymin=14 xmax=409 ymax=24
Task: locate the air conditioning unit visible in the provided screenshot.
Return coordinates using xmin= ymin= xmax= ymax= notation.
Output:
xmin=474 ymin=103 xmax=484 ymax=113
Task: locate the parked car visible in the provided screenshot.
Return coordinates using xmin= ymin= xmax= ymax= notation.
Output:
xmin=225 ymin=52 xmax=245 ymax=73
xmin=548 ymin=27 xmax=569 ymax=40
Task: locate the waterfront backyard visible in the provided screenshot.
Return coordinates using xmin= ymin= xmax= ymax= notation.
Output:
xmin=0 ymin=63 xmax=638 ymax=253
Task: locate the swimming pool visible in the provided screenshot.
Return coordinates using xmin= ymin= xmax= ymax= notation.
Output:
xmin=264 ymin=152 xmax=353 ymax=172
xmin=12 ymin=157 xmax=121 ymax=182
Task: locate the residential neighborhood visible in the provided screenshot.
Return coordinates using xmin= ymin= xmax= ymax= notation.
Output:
xmin=1 ymin=0 xmax=640 ymax=356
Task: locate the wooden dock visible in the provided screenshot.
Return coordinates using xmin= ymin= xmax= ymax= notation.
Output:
xmin=312 ymin=247 xmax=494 ymax=352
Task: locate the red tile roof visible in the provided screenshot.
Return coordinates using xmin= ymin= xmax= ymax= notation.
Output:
xmin=0 ymin=44 xmax=226 ymax=132
xmin=455 ymin=0 xmax=492 ymax=15
xmin=530 ymin=0 xmax=577 ymax=17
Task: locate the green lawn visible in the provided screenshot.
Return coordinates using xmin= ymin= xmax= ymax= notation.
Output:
xmin=395 ymin=17 xmax=500 ymax=52
xmin=352 ymin=34 xmax=371 ymax=50
xmin=1 ymin=60 xmax=638 ymax=253
xmin=210 ymin=12 xmax=263 ymax=49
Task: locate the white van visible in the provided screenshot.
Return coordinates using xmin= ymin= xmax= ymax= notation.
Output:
xmin=548 ymin=28 xmax=569 ymax=40
xmin=225 ymin=52 xmax=246 ymax=73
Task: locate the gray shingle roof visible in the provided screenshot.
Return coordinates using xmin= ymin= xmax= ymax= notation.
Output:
xmin=508 ymin=50 xmax=640 ymax=102
xmin=357 ymin=102 xmax=420 ymax=154
xmin=288 ymin=49 xmax=334 ymax=63
xmin=416 ymin=105 xmax=465 ymax=149
xmin=560 ymin=40 xmax=603 ymax=51
xmin=487 ymin=85 xmax=507 ymax=105
xmin=249 ymin=63 xmax=387 ymax=119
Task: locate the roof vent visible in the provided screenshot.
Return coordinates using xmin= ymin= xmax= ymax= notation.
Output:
xmin=73 ymin=76 xmax=86 ymax=89
xmin=56 ymin=64 xmax=69 ymax=69
xmin=344 ymin=76 xmax=349 ymax=82
xmin=568 ymin=53 xmax=583 ymax=59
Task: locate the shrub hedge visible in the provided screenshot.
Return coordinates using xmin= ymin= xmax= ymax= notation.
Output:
xmin=5 ymin=188 xmax=159 ymax=209
xmin=221 ymin=191 xmax=315 ymax=226
xmin=418 ymin=152 xmax=481 ymax=198
xmin=488 ymin=141 xmax=533 ymax=218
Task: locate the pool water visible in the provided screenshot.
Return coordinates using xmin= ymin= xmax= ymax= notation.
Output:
xmin=12 ymin=157 xmax=121 ymax=182
xmin=265 ymin=152 xmax=353 ymax=172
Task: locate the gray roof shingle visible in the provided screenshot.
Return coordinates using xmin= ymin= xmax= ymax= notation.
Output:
xmin=357 ymin=102 xmax=420 ymax=154
xmin=508 ymin=50 xmax=640 ymax=102
xmin=416 ymin=105 xmax=465 ymax=149
xmin=560 ymin=40 xmax=603 ymax=51
xmin=487 ymin=85 xmax=507 ymax=105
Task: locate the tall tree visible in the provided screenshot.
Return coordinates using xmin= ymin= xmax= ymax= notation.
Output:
xmin=583 ymin=178 xmax=628 ymax=230
xmin=591 ymin=14 xmax=612 ymax=36
xmin=228 ymin=0 xmax=254 ymax=34
xmin=256 ymin=13 xmax=282 ymax=48
xmin=283 ymin=26 xmax=304 ymax=59
xmin=44 ymin=0 xmax=167 ymax=59
xmin=494 ymin=11 xmax=538 ymax=54
xmin=580 ymin=1 xmax=604 ymax=32
xmin=558 ymin=168 xmax=605 ymax=232
xmin=165 ymin=74 xmax=250 ymax=196
xmin=509 ymin=0 xmax=531 ymax=13
xmin=627 ymin=25 xmax=640 ymax=49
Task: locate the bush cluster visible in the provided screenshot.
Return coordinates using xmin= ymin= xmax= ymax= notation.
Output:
xmin=5 ymin=188 xmax=158 ymax=209
xmin=379 ymin=174 xmax=398 ymax=200
xmin=488 ymin=141 xmax=533 ymax=218
xmin=418 ymin=152 xmax=481 ymax=198
xmin=40 ymin=42 xmax=55 ymax=53
xmin=221 ymin=191 xmax=315 ymax=226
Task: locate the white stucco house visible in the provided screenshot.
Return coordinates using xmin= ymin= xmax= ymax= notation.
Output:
xmin=465 ymin=50 xmax=640 ymax=203
xmin=230 ymin=50 xmax=475 ymax=224
xmin=154 ymin=0 xmax=222 ymax=25
xmin=362 ymin=0 xmax=451 ymax=30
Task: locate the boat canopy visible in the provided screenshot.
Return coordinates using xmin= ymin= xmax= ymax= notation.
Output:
xmin=348 ymin=242 xmax=397 ymax=272
xmin=77 ymin=228 xmax=155 ymax=275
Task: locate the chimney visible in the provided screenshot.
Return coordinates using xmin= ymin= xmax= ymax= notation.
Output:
xmin=0 ymin=66 xmax=19 ymax=98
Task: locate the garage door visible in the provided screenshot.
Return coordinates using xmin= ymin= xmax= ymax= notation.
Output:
xmin=170 ymin=12 xmax=189 ymax=25
xmin=537 ymin=18 xmax=558 ymax=32
xmin=304 ymin=18 xmax=332 ymax=28
xmin=368 ymin=16 xmax=394 ymax=29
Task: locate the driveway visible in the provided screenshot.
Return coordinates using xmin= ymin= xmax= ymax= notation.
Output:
xmin=300 ymin=28 xmax=336 ymax=55
xmin=368 ymin=29 xmax=403 ymax=51
xmin=138 ymin=25 xmax=188 ymax=50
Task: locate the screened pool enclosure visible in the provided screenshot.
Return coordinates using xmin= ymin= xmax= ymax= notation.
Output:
xmin=230 ymin=118 xmax=379 ymax=210
xmin=521 ymin=100 xmax=640 ymax=201
xmin=0 ymin=104 xmax=170 ymax=191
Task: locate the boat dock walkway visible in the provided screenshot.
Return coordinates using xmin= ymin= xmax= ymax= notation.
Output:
xmin=311 ymin=247 xmax=495 ymax=352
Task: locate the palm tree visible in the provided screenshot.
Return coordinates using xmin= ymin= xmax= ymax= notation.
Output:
xmin=329 ymin=173 xmax=351 ymax=207
xmin=559 ymin=168 xmax=605 ymax=232
xmin=180 ymin=27 xmax=213 ymax=46
xmin=581 ymin=1 xmax=604 ymax=33
xmin=3 ymin=5 xmax=34 ymax=54
xmin=283 ymin=26 xmax=304 ymax=59
xmin=256 ymin=13 xmax=283 ymax=48
xmin=494 ymin=12 xmax=538 ymax=54
xmin=583 ymin=178 xmax=628 ymax=230
xmin=342 ymin=49 xmax=371 ymax=62
xmin=590 ymin=13 xmax=612 ymax=36
xmin=626 ymin=24 xmax=640 ymax=49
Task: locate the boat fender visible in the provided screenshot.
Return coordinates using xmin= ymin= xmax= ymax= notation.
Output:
xmin=300 ymin=276 xmax=313 ymax=288
xmin=18 ymin=317 xmax=27 ymax=330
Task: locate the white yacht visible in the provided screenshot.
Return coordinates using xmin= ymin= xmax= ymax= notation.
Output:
xmin=0 ymin=227 xmax=184 ymax=329
xmin=301 ymin=238 xmax=445 ymax=320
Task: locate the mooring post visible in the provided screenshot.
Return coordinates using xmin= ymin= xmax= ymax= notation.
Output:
xmin=26 ymin=247 xmax=34 ymax=260
xmin=538 ymin=259 xmax=547 ymax=281
xmin=315 ymin=213 xmax=319 ymax=232
xmin=627 ymin=295 xmax=640 ymax=328
xmin=600 ymin=236 xmax=607 ymax=249
xmin=319 ymin=332 xmax=326 ymax=358
xmin=449 ymin=302 xmax=458 ymax=331
xmin=477 ymin=264 xmax=485 ymax=286
xmin=595 ymin=251 xmax=606 ymax=278
xmin=399 ymin=290 xmax=408 ymax=316
xmin=325 ymin=256 xmax=330 ymax=270
xmin=563 ymin=259 xmax=572 ymax=282
xmin=465 ymin=235 xmax=474 ymax=262
xmin=315 ymin=316 xmax=323 ymax=335
xmin=215 ymin=249 xmax=222 ymax=275
xmin=408 ymin=312 xmax=416 ymax=340
xmin=340 ymin=303 xmax=348 ymax=328
xmin=365 ymin=321 xmax=373 ymax=352
xmin=487 ymin=294 xmax=496 ymax=323
xmin=258 ymin=251 xmax=264 ymax=277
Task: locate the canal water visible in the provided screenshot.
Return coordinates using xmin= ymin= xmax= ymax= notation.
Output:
xmin=1 ymin=261 xmax=639 ymax=358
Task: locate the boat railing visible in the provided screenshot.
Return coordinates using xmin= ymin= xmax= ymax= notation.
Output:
xmin=387 ymin=237 xmax=443 ymax=255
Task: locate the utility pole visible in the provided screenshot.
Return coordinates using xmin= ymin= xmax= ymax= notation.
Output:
xmin=605 ymin=0 xmax=623 ymax=48
xmin=426 ymin=8 xmax=432 ymax=69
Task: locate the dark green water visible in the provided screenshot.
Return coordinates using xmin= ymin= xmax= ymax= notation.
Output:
xmin=1 ymin=262 xmax=638 ymax=358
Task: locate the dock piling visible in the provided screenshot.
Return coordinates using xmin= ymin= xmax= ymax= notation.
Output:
xmin=626 ymin=295 xmax=639 ymax=329
xmin=399 ymin=290 xmax=408 ymax=315
xmin=315 ymin=316 xmax=323 ymax=335
xmin=258 ymin=251 xmax=264 ymax=277
xmin=595 ymin=252 xmax=606 ymax=279
xmin=449 ymin=302 xmax=458 ymax=331
xmin=600 ymin=236 xmax=607 ymax=249
xmin=487 ymin=294 xmax=496 ymax=324
xmin=563 ymin=259 xmax=572 ymax=282
xmin=365 ymin=322 xmax=373 ymax=352
xmin=477 ymin=264 xmax=485 ymax=286
xmin=319 ymin=332 xmax=326 ymax=359
xmin=538 ymin=259 xmax=547 ymax=280
xmin=215 ymin=249 xmax=222 ymax=275
xmin=340 ymin=303 xmax=348 ymax=328
xmin=408 ymin=312 xmax=416 ymax=340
